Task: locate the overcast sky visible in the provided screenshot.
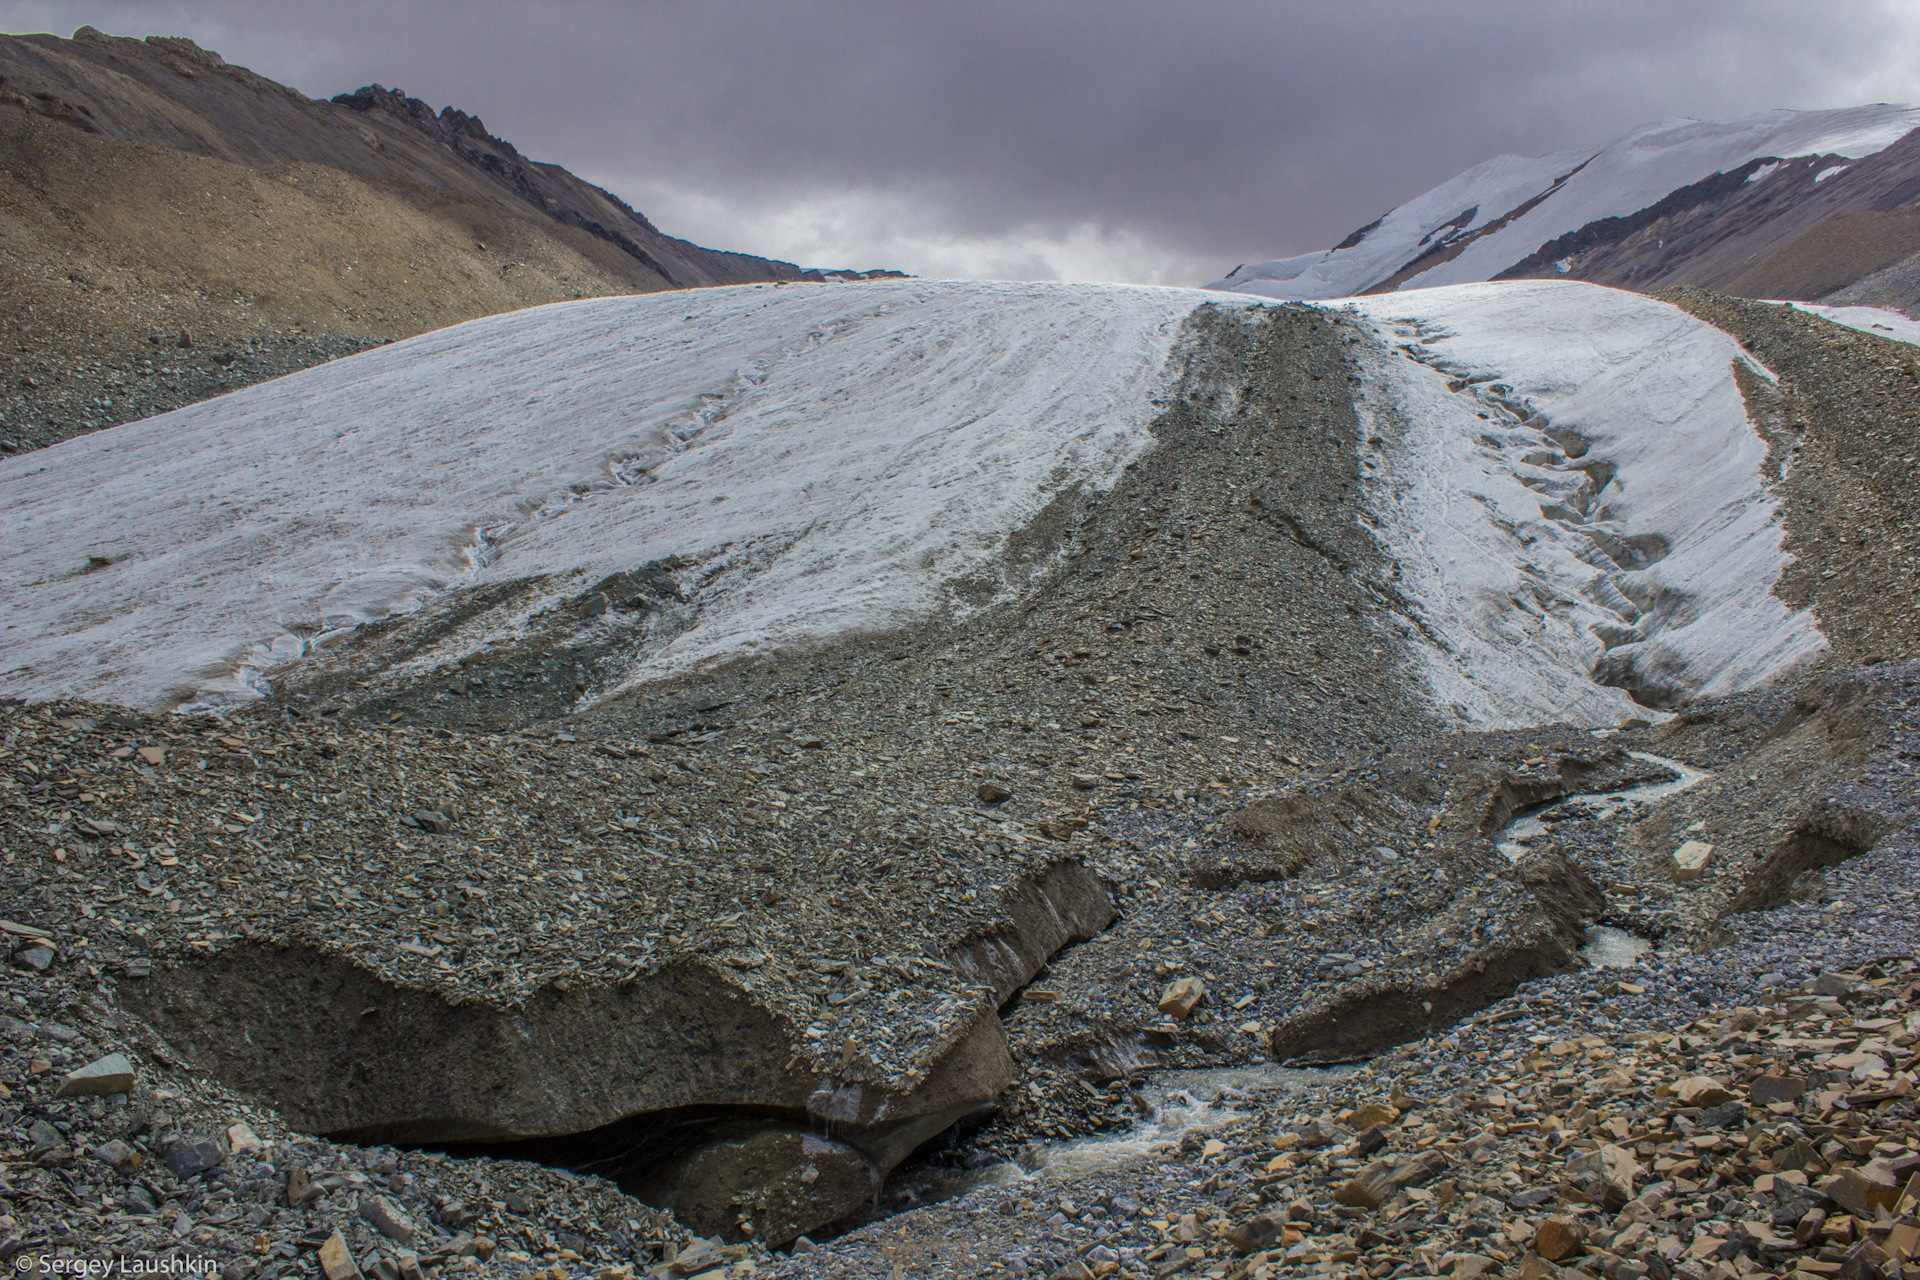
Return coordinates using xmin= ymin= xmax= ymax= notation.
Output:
xmin=7 ymin=2 xmax=1920 ymax=283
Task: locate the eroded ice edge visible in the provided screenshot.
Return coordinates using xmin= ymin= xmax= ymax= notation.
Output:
xmin=1333 ymin=281 xmax=1826 ymax=729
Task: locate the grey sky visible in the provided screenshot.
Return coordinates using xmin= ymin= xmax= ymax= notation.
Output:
xmin=6 ymin=1 xmax=1920 ymax=283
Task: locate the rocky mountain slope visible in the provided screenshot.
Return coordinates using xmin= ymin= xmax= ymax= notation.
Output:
xmin=1210 ymin=106 xmax=1920 ymax=314
xmin=3 ymin=274 xmax=1918 ymax=1278
xmin=0 ymin=26 xmax=895 ymax=457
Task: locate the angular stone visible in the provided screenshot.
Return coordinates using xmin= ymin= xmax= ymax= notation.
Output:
xmin=669 ymin=1239 xmax=724 ymax=1276
xmin=287 ymin=1166 xmax=322 ymax=1208
xmin=1224 ymin=1214 xmax=1284 ymax=1254
xmin=1825 ymin=1163 xmax=1902 ymax=1217
xmin=1840 ymin=1241 xmax=1893 ymax=1280
xmin=1565 ymin=1143 xmax=1639 ymax=1211
xmin=91 ymin=1138 xmax=138 ymax=1170
xmin=1751 ymin=1074 xmax=1806 ymax=1105
xmin=1670 ymin=840 xmax=1714 ymax=881
xmin=54 ymin=1052 xmax=135 ymax=1098
xmin=1347 ymin=1103 xmax=1401 ymax=1129
xmin=166 ymin=1138 xmax=225 ymax=1178
xmin=1519 ymin=1254 xmax=1567 ymax=1280
xmin=137 ymin=746 xmax=166 ymax=766
xmin=1333 ymin=1177 xmax=1385 ymax=1210
xmin=12 ymin=945 xmax=54 ymax=972
xmin=318 ymin=1231 xmax=364 ymax=1280
xmin=1672 ymin=1076 xmax=1735 ymax=1106
xmin=360 ymin=1194 xmax=421 ymax=1245
xmin=27 ymin=1119 xmax=61 ymax=1157
xmin=1158 ymin=976 xmax=1205 ymax=1018
xmin=976 ymin=782 xmax=1012 ymax=804
xmin=1338 ymin=1149 xmax=1450 ymax=1210
xmin=1535 ymin=1216 xmax=1585 ymax=1262
xmin=226 ymin=1120 xmax=262 ymax=1153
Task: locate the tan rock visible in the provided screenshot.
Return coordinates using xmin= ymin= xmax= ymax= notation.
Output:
xmin=1159 ymin=976 xmax=1205 ymax=1018
xmin=1669 ymin=839 xmax=1714 ymax=881
xmin=1443 ymin=1253 xmax=1497 ymax=1280
xmin=1672 ymin=1076 xmax=1735 ymax=1106
xmin=317 ymin=1232 xmax=363 ymax=1280
xmin=1750 ymin=1074 xmax=1805 ymax=1105
xmin=1518 ymin=1254 xmax=1567 ymax=1280
xmin=1224 ymin=1214 xmax=1284 ymax=1254
xmin=1566 ymin=1143 xmax=1639 ymax=1210
xmin=1347 ymin=1103 xmax=1401 ymax=1129
xmin=1825 ymin=1163 xmax=1902 ymax=1217
xmin=976 ymin=782 xmax=1012 ymax=804
xmin=1534 ymin=1216 xmax=1585 ymax=1262
xmin=1333 ymin=1177 xmax=1384 ymax=1210
xmin=53 ymin=1052 xmax=135 ymax=1098
xmin=360 ymin=1193 xmax=421 ymax=1245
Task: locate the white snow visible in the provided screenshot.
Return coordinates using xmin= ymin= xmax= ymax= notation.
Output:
xmin=1339 ymin=281 xmax=1824 ymax=727
xmin=1209 ymin=147 xmax=1590 ymax=300
xmin=1770 ymin=300 xmax=1920 ymax=346
xmin=1212 ymin=105 xmax=1920 ymax=299
xmin=1814 ymin=164 xmax=1851 ymax=183
xmin=1 ymin=280 xmax=1246 ymax=711
xmin=2 ymin=277 xmax=1832 ymax=731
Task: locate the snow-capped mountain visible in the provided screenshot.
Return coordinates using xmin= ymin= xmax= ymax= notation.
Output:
xmin=1210 ymin=105 xmax=1920 ymax=300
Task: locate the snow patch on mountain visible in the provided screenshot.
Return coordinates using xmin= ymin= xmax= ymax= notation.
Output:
xmin=1213 ymin=105 xmax=1920 ymax=300
xmin=1772 ymin=301 xmax=1920 ymax=346
xmin=0 ymin=280 xmax=1239 ymax=711
xmin=1340 ymin=281 xmax=1823 ymax=727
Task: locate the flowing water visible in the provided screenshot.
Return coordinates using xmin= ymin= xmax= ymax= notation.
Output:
xmin=868 ymin=1063 xmax=1347 ymax=1219
xmin=1496 ymin=750 xmax=1711 ymax=862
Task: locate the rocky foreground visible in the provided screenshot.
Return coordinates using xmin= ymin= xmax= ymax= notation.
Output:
xmin=1 ymin=650 xmax=1916 ymax=1279
xmin=1 ymin=831 xmax=1917 ymax=1280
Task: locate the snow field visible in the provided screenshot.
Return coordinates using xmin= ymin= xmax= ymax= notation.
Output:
xmin=1 ymin=281 xmax=1247 ymax=710
xmin=1339 ymin=280 xmax=1824 ymax=726
xmin=1 ymin=276 xmax=1830 ymax=731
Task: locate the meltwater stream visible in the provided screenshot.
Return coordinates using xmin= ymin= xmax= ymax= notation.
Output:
xmin=1496 ymin=748 xmax=1712 ymax=969
xmin=1495 ymin=750 xmax=1712 ymax=863
xmin=847 ymin=749 xmax=1714 ymax=1230
xmin=865 ymin=1064 xmax=1347 ymax=1223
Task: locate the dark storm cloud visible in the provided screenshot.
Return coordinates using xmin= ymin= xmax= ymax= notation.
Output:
xmin=6 ymin=1 xmax=1918 ymax=281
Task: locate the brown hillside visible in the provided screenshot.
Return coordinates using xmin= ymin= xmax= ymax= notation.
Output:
xmin=0 ymin=26 xmax=814 ymax=454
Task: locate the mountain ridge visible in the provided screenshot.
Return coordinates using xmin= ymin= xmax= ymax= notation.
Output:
xmin=1211 ymin=104 xmax=1920 ymax=311
xmin=0 ymin=25 xmax=900 ymax=457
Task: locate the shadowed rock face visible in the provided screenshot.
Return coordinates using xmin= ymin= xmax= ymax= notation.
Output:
xmin=122 ymin=861 xmax=1113 ymax=1245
